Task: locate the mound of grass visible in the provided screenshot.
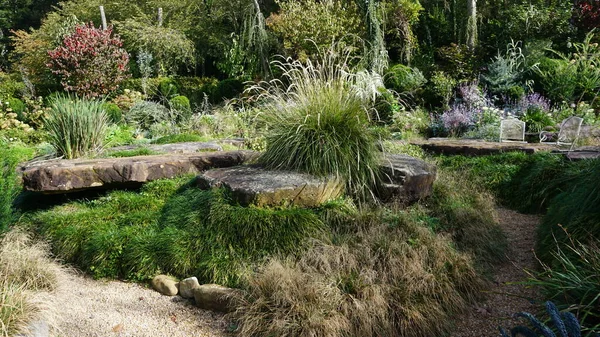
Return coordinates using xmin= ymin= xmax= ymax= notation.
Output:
xmin=108 ymin=148 xmax=161 ymax=158
xmin=253 ymin=52 xmax=380 ymax=200
xmin=30 ymin=176 xmax=327 ymax=285
xmin=424 ymin=170 xmax=507 ymax=269
xmin=151 ymin=133 xmax=210 ymax=145
xmin=235 ymin=206 xmax=484 ymax=337
xmin=537 ymin=158 xmax=600 ymax=263
xmin=1 ymin=144 xmax=34 ymax=231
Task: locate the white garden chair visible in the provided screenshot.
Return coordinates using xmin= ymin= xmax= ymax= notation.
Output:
xmin=540 ymin=116 xmax=583 ymax=150
xmin=500 ymin=119 xmax=526 ymax=143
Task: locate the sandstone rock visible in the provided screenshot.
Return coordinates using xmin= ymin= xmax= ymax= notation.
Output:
xmin=151 ymin=275 xmax=178 ymax=296
xmin=197 ymin=166 xmax=343 ymax=207
xmin=21 ymin=150 xmax=258 ymax=194
xmin=106 ymin=141 xmax=223 ymax=155
xmin=193 ymin=284 xmax=239 ymax=313
xmin=378 ymin=154 xmax=436 ymax=202
xmin=178 ymin=277 xmax=200 ymax=299
xmin=408 ymin=138 xmax=553 ymax=156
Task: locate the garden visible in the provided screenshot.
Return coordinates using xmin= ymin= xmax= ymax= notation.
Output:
xmin=1 ymin=0 xmax=600 ymax=336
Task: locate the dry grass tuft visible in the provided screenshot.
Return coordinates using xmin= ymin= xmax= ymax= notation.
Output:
xmin=234 ymin=207 xmax=484 ymax=337
xmin=0 ymin=228 xmax=64 ymax=337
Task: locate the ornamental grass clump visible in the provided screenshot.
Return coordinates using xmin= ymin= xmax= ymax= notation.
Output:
xmin=45 ymin=95 xmax=109 ymax=159
xmin=251 ymin=49 xmax=380 ymax=200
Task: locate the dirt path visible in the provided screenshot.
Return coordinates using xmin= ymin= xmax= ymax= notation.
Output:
xmin=52 ymin=272 xmax=229 ymax=337
xmin=451 ymin=208 xmax=541 ymax=337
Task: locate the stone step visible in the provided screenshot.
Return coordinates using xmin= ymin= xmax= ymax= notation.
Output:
xmin=21 ymin=151 xmax=258 ymax=194
xmin=196 ymin=166 xmax=344 ymax=208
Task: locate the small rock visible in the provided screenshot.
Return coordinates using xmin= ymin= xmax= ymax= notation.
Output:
xmin=193 ymin=284 xmax=239 ymax=313
xmin=178 ymin=277 xmax=200 ymax=299
xmin=151 ymin=275 xmax=179 ymax=296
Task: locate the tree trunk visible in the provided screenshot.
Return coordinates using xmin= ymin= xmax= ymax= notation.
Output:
xmin=466 ymin=0 xmax=477 ymax=49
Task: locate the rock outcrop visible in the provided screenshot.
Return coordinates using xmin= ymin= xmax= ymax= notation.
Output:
xmin=378 ymin=154 xmax=437 ymax=202
xmin=21 ymin=151 xmax=258 ymax=194
xmin=196 ymin=166 xmax=344 ymax=207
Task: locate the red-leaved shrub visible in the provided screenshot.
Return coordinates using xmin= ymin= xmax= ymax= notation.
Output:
xmin=573 ymin=0 xmax=600 ymax=31
xmin=47 ymin=23 xmax=129 ymax=98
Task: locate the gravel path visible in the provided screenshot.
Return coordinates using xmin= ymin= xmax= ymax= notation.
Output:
xmin=52 ymin=272 xmax=229 ymax=337
xmin=451 ymin=208 xmax=541 ymax=337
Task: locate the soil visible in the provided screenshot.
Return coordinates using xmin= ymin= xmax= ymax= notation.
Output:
xmin=450 ymin=208 xmax=542 ymax=337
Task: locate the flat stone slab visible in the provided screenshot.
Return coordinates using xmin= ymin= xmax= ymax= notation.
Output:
xmin=106 ymin=141 xmax=224 ymax=155
xmin=196 ymin=166 xmax=344 ymax=207
xmin=21 ymin=151 xmax=258 ymax=194
xmin=409 ymin=138 xmax=555 ymax=156
xmin=378 ymin=154 xmax=436 ymax=202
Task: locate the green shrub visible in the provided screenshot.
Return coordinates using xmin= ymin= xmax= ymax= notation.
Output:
xmin=151 ymin=133 xmax=208 ymax=145
xmin=102 ymin=102 xmax=123 ymax=124
xmin=429 ymin=71 xmax=456 ymax=109
xmin=254 ymin=51 xmax=380 ymax=200
xmin=157 ymin=77 xmax=178 ymax=98
xmin=211 ymin=78 xmax=244 ymax=102
xmin=5 ymin=98 xmax=26 ymax=121
xmin=125 ymin=100 xmax=175 ymax=131
xmin=0 ymin=73 xmax=26 ymax=99
xmin=169 ymin=95 xmax=191 ymax=121
xmin=521 ymin=106 xmax=556 ymax=133
xmin=105 ymin=124 xmax=136 ymax=147
xmin=384 ymin=64 xmax=426 ymax=94
xmin=45 ymin=95 xmax=109 ymax=159
xmin=175 ymin=77 xmax=218 ymax=106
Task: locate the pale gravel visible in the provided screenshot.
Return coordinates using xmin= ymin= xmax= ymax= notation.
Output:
xmin=451 ymin=208 xmax=542 ymax=337
xmin=51 ymin=272 xmax=229 ymax=337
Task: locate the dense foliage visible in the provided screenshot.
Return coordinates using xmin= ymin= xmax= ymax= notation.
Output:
xmin=47 ymin=23 xmax=129 ymax=97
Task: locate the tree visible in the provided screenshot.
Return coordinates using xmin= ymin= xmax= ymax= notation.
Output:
xmin=466 ymin=0 xmax=477 ymax=49
xmin=47 ymin=23 xmax=129 ymax=98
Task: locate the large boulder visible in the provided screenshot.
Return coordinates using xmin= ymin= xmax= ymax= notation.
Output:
xmin=151 ymin=275 xmax=178 ymax=296
xmin=196 ymin=166 xmax=344 ymax=207
xmin=21 ymin=151 xmax=258 ymax=194
xmin=378 ymin=154 xmax=436 ymax=202
xmin=193 ymin=284 xmax=240 ymax=313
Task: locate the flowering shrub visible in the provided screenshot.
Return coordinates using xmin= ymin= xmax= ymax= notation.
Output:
xmin=0 ymin=100 xmax=33 ymax=133
xmin=517 ymin=93 xmax=551 ymax=115
xmin=440 ymin=104 xmax=473 ymax=136
xmin=47 ymin=23 xmax=129 ymax=98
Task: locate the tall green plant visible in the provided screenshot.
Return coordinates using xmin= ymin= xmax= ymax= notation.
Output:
xmin=45 ymin=95 xmax=109 ymax=159
xmin=251 ymin=46 xmax=380 ymax=200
